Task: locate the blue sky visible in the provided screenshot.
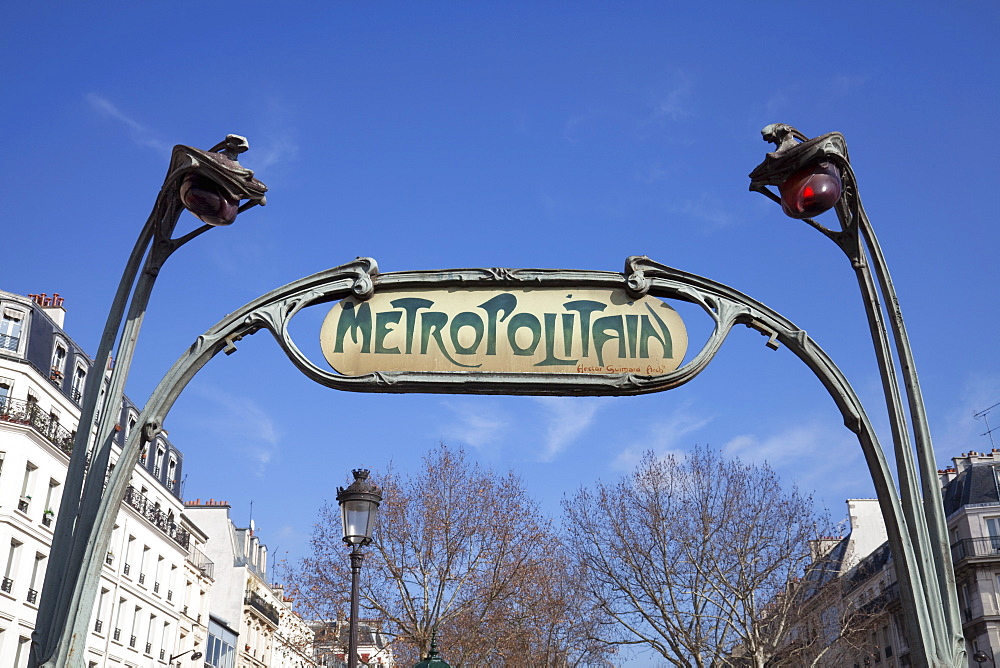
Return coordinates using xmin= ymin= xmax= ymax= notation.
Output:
xmin=2 ymin=2 xmax=998 ymax=653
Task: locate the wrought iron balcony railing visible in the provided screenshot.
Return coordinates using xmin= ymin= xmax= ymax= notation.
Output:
xmin=123 ymin=486 xmax=190 ymax=549
xmin=1 ymin=577 xmax=12 ymax=593
xmin=0 ymin=333 xmax=20 ymax=351
xmin=951 ymin=537 xmax=1000 ymax=564
xmin=245 ymin=590 xmax=281 ymax=626
xmin=26 ymin=588 xmax=38 ymax=604
xmin=188 ymin=544 xmax=215 ymax=580
xmin=0 ymin=397 xmax=75 ymax=454
xmin=94 ymin=620 xmax=103 ymax=634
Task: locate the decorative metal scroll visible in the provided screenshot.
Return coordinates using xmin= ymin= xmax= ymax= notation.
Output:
xmin=111 ymin=253 xmax=937 ymax=667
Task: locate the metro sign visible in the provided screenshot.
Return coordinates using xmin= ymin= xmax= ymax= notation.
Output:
xmin=320 ymin=286 xmax=687 ymax=376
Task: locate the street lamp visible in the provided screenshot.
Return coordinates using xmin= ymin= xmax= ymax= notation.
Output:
xmin=168 ymin=649 xmax=204 ymax=664
xmin=337 ymin=468 xmax=382 ymax=668
xmin=749 ymin=124 xmax=964 ymax=666
xmin=31 ymin=135 xmax=267 ymax=668
xmin=974 ymin=650 xmax=996 ymax=666
xmin=413 ymin=631 xmax=451 ymax=668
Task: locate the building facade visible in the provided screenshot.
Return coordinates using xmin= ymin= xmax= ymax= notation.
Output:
xmin=788 ymin=449 xmax=1000 ymax=667
xmin=184 ymin=500 xmax=318 ymax=668
xmin=0 ymin=289 xmax=208 ymax=667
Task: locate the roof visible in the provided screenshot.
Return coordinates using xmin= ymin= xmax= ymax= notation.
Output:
xmin=942 ymin=463 xmax=1000 ymax=515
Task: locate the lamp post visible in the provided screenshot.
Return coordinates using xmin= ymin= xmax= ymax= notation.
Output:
xmin=974 ymin=650 xmax=996 ymax=667
xmin=337 ymin=469 xmax=382 ymax=668
xmin=749 ymin=124 xmax=963 ymax=667
xmin=168 ymin=649 xmax=204 ymax=664
xmin=30 ymin=135 xmax=267 ymax=668
xmin=413 ymin=631 xmax=451 ymax=668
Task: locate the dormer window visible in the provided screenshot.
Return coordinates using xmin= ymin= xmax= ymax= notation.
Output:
xmin=51 ymin=342 xmax=67 ymax=381
xmin=71 ymin=365 xmax=87 ymax=403
xmin=1 ymin=308 xmax=25 ymax=353
xmin=154 ymin=446 xmax=165 ymax=477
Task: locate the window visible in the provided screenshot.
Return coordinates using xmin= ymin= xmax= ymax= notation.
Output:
xmin=1 ymin=308 xmax=25 ymax=353
xmin=145 ymin=613 xmax=156 ymax=655
xmin=154 ymin=446 xmax=165 ymax=477
xmin=71 ymin=364 xmax=87 ymax=402
xmin=13 ymin=635 xmax=29 ymax=668
xmin=125 ymin=412 xmax=137 ymax=443
xmin=26 ymin=553 xmax=44 ymax=604
xmin=987 ymin=518 xmax=1000 ymax=551
xmin=0 ymin=379 xmax=11 ymax=409
xmin=50 ymin=342 xmax=67 ymax=380
xmin=43 ymin=479 xmax=59 ymax=526
xmin=94 ymin=588 xmax=109 ymax=635
xmin=3 ymin=539 xmax=22 ymax=594
xmin=19 ymin=463 xmax=36 ymax=513
xmin=206 ymin=619 xmax=237 ymax=668
xmin=167 ymin=456 xmax=178 ymax=491
xmin=113 ymin=597 xmax=126 ymax=642
xmin=130 ymin=605 xmax=141 ymax=648
xmin=124 ymin=536 xmax=136 ymax=577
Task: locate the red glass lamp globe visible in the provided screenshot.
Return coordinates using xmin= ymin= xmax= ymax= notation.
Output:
xmin=778 ymin=161 xmax=843 ymax=219
xmin=179 ymin=174 xmax=240 ymax=226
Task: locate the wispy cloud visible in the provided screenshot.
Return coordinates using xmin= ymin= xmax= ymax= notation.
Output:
xmin=722 ymin=422 xmax=863 ymax=500
xmin=674 ymin=194 xmax=737 ymax=232
xmin=244 ymin=98 xmax=300 ymax=170
xmin=612 ymin=401 xmax=713 ymax=471
xmin=533 ymin=397 xmax=605 ymax=462
xmin=438 ymin=399 xmax=511 ymax=452
xmin=651 ymin=71 xmax=694 ymax=122
xmin=86 ymin=93 xmax=171 ymax=155
xmin=562 ymin=110 xmax=606 ymax=144
xmin=187 ymin=385 xmax=282 ymax=477
xmin=936 ymin=372 xmax=1000 ymax=459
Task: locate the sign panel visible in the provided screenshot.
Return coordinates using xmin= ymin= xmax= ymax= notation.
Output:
xmin=320 ymin=287 xmax=687 ymax=375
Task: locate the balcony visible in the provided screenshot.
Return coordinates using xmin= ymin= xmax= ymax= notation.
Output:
xmin=26 ymin=588 xmax=37 ymax=604
xmin=0 ymin=333 xmax=20 ymax=351
xmin=245 ymin=590 xmax=280 ymax=627
xmin=42 ymin=513 xmax=53 ymax=527
xmin=188 ymin=544 xmax=215 ymax=580
xmin=113 ymin=628 xmax=121 ymax=641
xmin=123 ymin=486 xmax=190 ymax=549
xmin=0 ymin=397 xmax=75 ymax=454
xmin=1 ymin=577 xmax=12 ymax=594
xmin=94 ymin=620 xmax=103 ymax=634
xmin=951 ymin=537 xmax=1000 ymax=566
xmin=856 ymin=583 xmax=901 ymax=616
xmin=18 ymin=497 xmax=29 ymax=513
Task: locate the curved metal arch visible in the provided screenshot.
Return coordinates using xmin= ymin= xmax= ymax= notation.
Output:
xmin=72 ymin=254 xmax=939 ymax=665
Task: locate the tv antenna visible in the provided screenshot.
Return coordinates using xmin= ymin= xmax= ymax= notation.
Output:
xmin=975 ymin=402 xmax=1000 ymax=449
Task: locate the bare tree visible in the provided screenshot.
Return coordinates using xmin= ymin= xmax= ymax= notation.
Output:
xmin=562 ymin=445 xmax=835 ymax=668
xmin=290 ymin=444 xmax=616 ymax=667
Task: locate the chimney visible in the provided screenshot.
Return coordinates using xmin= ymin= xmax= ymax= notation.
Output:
xmin=29 ymin=293 xmax=66 ymax=328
